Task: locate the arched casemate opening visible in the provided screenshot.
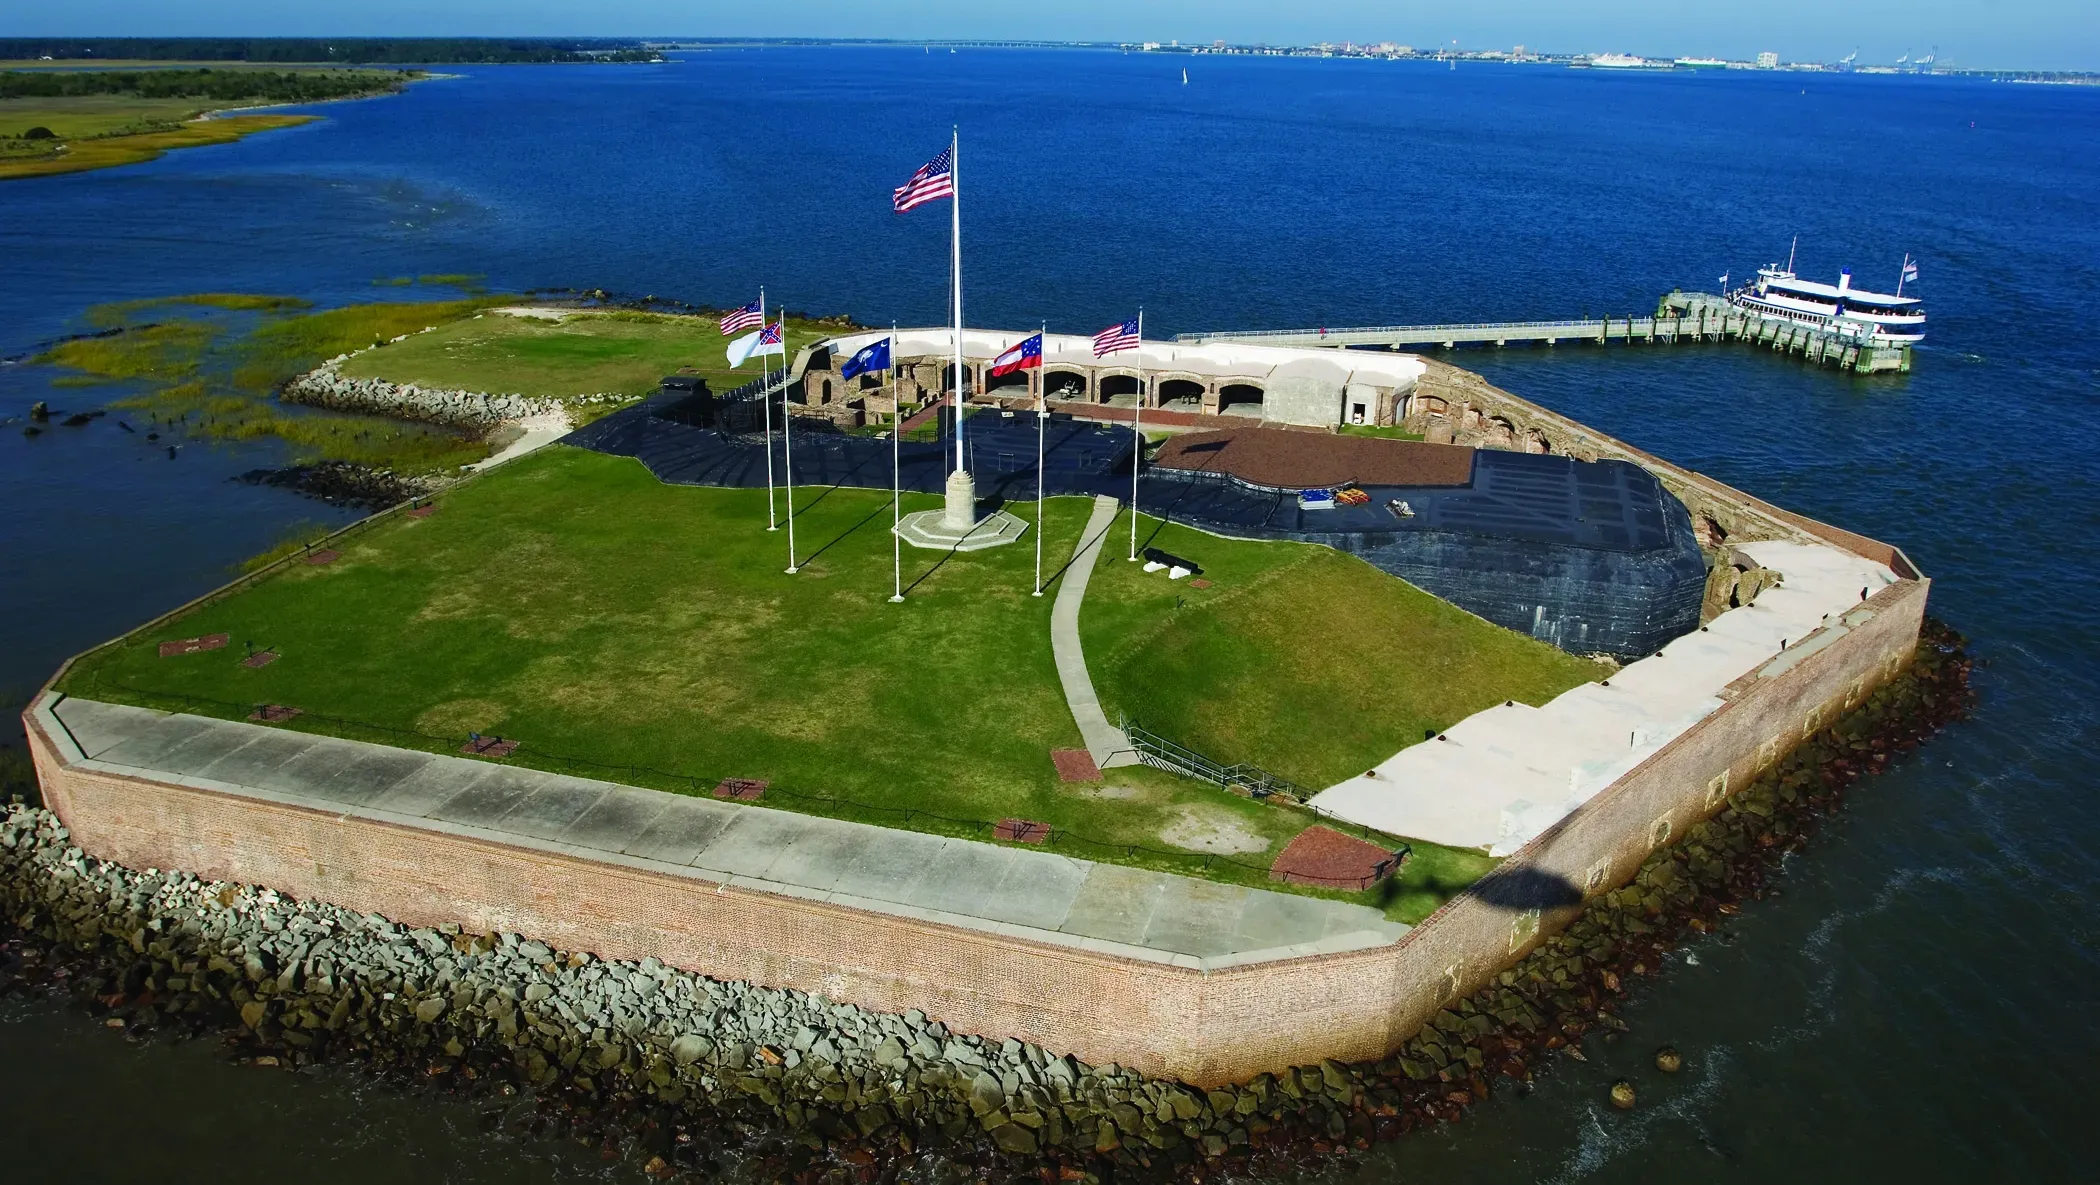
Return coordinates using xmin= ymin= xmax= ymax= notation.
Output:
xmin=1219 ymin=383 xmax=1265 ymax=416
xmin=1098 ymin=373 xmax=1143 ymax=404
xmin=985 ymin=366 xmax=1034 ymax=395
xmin=1158 ymin=378 xmax=1206 ymax=411
xmin=1045 ymin=370 xmax=1089 ymax=399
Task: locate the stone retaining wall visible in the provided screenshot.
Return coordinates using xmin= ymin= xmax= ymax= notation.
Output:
xmin=25 ymin=573 xmax=1925 ymax=1087
xmin=283 ymin=368 xmax=570 ymax=426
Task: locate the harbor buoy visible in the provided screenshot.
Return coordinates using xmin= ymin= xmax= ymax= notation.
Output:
xmin=1654 ymin=1046 xmax=1683 ymax=1073
xmin=1610 ymin=1080 xmax=1637 ymax=1109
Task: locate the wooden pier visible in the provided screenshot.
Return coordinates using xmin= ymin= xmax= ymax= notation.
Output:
xmin=1175 ymin=291 xmax=1913 ymax=374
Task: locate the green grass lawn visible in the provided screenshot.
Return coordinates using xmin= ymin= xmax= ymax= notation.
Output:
xmin=1338 ymin=424 xmax=1427 ymax=442
xmin=1081 ymin=518 xmax=1604 ymax=788
xmin=337 ymin=310 xmax=840 ymax=403
xmin=59 ymin=447 xmax=1541 ymax=920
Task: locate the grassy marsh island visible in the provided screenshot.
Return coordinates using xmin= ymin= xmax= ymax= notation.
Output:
xmin=0 ymin=66 xmax=418 ymax=179
xmin=33 ymin=294 xmax=504 ymax=475
xmin=52 ymin=441 xmax=1609 ymax=919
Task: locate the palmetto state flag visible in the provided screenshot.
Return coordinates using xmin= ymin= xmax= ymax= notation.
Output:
xmin=719 ymin=298 xmax=763 ymax=335
xmin=841 ymin=337 xmax=892 ymax=380
xmin=990 ymin=333 xmax=1042 ymax=378
xmin=728 ymin=321 xmax=786 ymax=367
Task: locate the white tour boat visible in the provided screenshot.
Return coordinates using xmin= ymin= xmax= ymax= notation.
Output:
xmin=1726 ymin=247 xmax=1925 ymax=344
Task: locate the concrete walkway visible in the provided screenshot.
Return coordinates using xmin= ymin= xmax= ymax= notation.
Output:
xmin=39 ymin=695 xmax=1407 ymax=970
xmin=1052 ymin=495 xmax=1137 ymax=768
xmin=469 ymin=411 xmax=573 ymax=472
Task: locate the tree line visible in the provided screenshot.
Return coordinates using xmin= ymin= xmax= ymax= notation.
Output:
xmin=0 ymin=39 xmax=654 ymax=64
xmin=0 ymin=68 xmax=411 ymax=103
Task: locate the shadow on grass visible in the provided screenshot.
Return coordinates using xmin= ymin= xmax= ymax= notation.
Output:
xmin=797 ymin=494 xmax=897 ymax=569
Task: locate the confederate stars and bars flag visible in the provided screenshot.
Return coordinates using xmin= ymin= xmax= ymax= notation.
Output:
xmin=892 ymin=145 xmax=955 ymax=212
xmin=1093 ymin=318 xmax=1139 ymax=356
xmin=719 ymin=297 xmax=764 ymax=335
xmin=727 ymin=320 xmax=785 ymax=368
xmin=990 ymin=332 xmax=1042 ymax=378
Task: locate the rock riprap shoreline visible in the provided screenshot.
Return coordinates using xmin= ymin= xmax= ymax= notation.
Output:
xmin=0 ymin=622 xmax=1973 ymax=1181
xmin=283 ymin=331 xmax=630 ymax=427
xmin=285 ymin=363 xmax=566 ymax=425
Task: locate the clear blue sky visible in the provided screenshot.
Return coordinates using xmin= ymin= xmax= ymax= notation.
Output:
xmin=7 ymin=1 xmax=2096 ymax=72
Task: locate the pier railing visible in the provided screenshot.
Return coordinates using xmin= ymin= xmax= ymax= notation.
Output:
xmin=1175 ymin=291 xmax=1912 ymax=374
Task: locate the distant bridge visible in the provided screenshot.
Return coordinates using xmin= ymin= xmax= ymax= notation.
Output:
xmin=1175 ymin=292 xmax=1913 ymax=373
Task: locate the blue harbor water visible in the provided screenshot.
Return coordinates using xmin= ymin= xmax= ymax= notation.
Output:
xmin=3 ymin=49 xmax=2097 ymax=1182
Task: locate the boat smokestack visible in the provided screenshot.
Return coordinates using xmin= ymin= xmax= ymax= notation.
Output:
xmin=1838 ymin=268 xmax=1853 ymax=293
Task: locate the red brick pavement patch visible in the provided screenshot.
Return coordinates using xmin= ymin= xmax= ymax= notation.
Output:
xmin=1270 ymin=825 xmax=1408 ymax=891
xmin=241 ymin=650 xmax=278 ymax=669
xmin=1189 ymin=578 xmax=1213 ymax=590
xmin=461 ymin=736 xmax=519 ymax=758
xmin=994 ymin=818 xmax=1052 ymax=844
xmin=407 ymin=504 xmax=435 ymax=519
xmin=305 ymin=549 xmax=340 ymax=566
xmin=158 ymin=633 xmax=229 ymax=658
xmin=712 ymin=778 xmax=767 ymax=802
xmin=1050 ymin=749 xmax=1102 ymax=782
xmin=246 ymin=705 xmax=302 ymax=723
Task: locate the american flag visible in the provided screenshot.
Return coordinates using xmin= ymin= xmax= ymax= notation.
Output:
xmin=1093 ymin=318 xmax=1139 ymax=357
xmin=719 ymin=298 xmax=763 ymax=335
xmin=893 ymin=146 xmax=955 ymax=213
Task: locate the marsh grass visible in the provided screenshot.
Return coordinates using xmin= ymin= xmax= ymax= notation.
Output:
xmin=35 ymin=295 xmax=501 ymax=473
xmin=86 ymin=293 xmax=312 ymax=327
xmin=0 ymin=113 xmax=316 ymax=179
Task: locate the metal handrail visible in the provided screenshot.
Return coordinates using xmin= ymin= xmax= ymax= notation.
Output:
xmin=1174 ymin=317 xmax=1655 ymax=342
xmin=1122 ymin=716 xmax=1311 ymax=803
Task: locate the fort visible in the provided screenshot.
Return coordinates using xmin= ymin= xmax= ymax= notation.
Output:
xmin=25 ymin=310 xmax=1927 ymax=1101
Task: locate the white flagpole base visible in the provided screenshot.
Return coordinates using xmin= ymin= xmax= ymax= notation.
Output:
xmin=888 ymin=594 xmax=905 ymax=603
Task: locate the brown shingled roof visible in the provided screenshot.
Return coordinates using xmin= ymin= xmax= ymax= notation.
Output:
xmin=1151 ymin=427 xmax=1475 ymax=489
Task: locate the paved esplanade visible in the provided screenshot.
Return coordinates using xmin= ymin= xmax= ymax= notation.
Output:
xmin=1051 ymin=495 xmax=1137 ymax=768
xmin=43 ymin=697 xmax=1407 ymax=967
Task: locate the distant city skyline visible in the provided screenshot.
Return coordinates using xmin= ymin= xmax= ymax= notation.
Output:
xmin=5 ymin=1 xmax=2097 ymax=73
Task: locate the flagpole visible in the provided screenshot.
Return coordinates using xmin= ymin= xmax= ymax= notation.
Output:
xmin=889 ymin=324 xmax=904 ymax=603
xmin=1034 ymin=321 xmax=1046 ymax=597
xmin=761 ymin=287 xmax=778 ymax=532
xmin=950 ymin=126 xmax=966 ymax=486
xmin=1129 ymin=307 xmax=1143 ymax=562
xmin=783 ymin=317 xmax=799 ymax=573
